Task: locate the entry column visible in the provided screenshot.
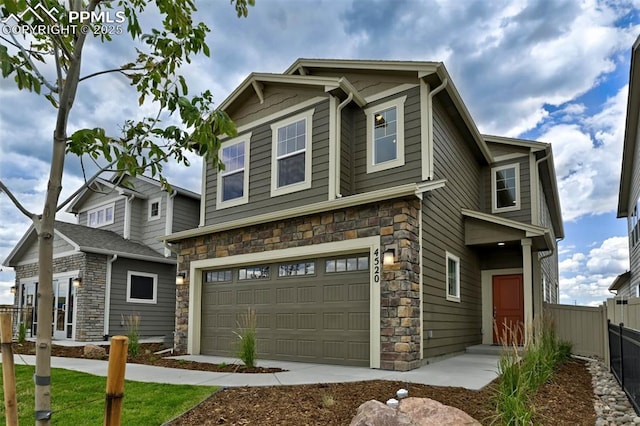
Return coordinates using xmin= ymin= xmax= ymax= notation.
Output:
xmin=521 ymin=238 xmax=533 ymax=341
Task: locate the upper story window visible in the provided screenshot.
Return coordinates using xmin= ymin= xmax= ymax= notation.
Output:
xmin=126 ymin=271 xmax=157 ymax=304
xmin=148 ymin=197 xmax=161 ymax=221
xmin=270 ymin=109 xmax=314 ymax=197
xmin=365 ymin=96 xmax=406 ymax=173
xmin=446 ymin=252 xmax=460 ymax=302
xmin=492 ymin=163 xmax=520 ymax=213
xmin=217 ymin=135 xmax=251 ymax=209
xmin=87 ymin=202 xmax=115 ymax=228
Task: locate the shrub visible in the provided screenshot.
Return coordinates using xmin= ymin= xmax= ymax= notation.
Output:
xmin=123 ymin=313 xmax=141 ymax=356
xmin=17 ymin=322 xmax=27 ymax=344
xmin=234 ymin=308 xmax=257 ymax=368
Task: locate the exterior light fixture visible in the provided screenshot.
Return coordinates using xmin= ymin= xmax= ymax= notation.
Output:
xmin=176 ymin=272 xmax=186 ymax=285
xmin=497 ymin=242 xmax=506 ymax=246
xmin=383 ymin=248 xmax=396 ymax=266
xmin=10 ymin=286 xmax=16 ymax=294
xmin=72 ymin=277 xmax=82 ymax=287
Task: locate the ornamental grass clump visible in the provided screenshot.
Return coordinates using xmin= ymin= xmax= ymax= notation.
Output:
xmin=234 ymin=308 xmax=257 ymax=368
xmin=493 ymin=314 xmax=573 ymax=425
xmin=123 ymin=313 xmax=141 ymax=357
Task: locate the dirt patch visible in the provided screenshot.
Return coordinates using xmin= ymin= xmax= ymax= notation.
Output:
xmin=168 ymin=359 xmax=595 ymax=425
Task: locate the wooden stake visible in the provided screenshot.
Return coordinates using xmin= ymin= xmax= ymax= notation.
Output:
xmin=1 ymin=313 xmax=18 ymax=426
xmin=104 ymin=336 xmax=128 ymax=426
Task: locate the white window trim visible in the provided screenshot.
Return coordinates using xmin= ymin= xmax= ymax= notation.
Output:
xmin=365 ymin=95 xmax=406 ymax=173
xmin=126 ymin=271 xmax=157 ymax=304
xmin=446 ymin=251 xmax=461 ymax=303
xmin=86 ymin=202 xmax=115 ymax=228
xmin=148 ymin=197 xmax=162 ymax=221
xmin=491 ymin=163 xmax=521 ymax=213
xmin=270 ymin=109 xmax=314 ymax=197
xmin=217 ymin=134 xmax=251 ymax=209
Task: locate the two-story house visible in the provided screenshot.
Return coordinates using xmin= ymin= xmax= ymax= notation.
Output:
xmin=618 ymin=35 xmax=640 ymax=301
xmin=163 ymin=59 xmax=564 ymax=371
xmin=3 ymin=174 xmax=200 ymax=342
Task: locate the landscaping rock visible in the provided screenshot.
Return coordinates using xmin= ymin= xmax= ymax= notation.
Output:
xmin=350 ymin=398 xmax=481 ymax=426
xmin=350 ymin=400 xmax=413 ymax=425
xmin=399 ymin=397 xmax=481 ymax=426
xmin=83 ymin=344 xmax=106 ymax=359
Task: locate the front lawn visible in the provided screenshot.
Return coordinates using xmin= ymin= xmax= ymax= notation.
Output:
xmin=1 ymin=365 xmax=218 ymax=425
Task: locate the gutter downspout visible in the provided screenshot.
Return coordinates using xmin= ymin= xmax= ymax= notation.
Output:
xmin=423 ymin=78 xmax=448 ymax=181
xmin=533 ymin=150 xmax=552 ymax=226
xmin=334 ymin=92 xmax=353 ymax=199
xmin=164 ymin=192 xmax=177 ymax=257
xmin=123 ymin=194 xmax=135 ymax=240
xmin=103 ymin=254 xmax=118 ymax=339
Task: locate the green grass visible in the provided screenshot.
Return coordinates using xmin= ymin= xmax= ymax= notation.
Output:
xmin=1 ymin=365 xmax=218 ymax=425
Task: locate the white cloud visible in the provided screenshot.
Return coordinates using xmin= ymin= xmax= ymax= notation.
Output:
xmin=559 ymin=236 xmax=629 ymax=305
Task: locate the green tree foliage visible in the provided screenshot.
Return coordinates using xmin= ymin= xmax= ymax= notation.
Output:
xmin=0 ymin=1 xmax=254 ymax=424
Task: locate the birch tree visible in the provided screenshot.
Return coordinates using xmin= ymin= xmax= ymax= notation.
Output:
xmin=0 ymin=0 xmax=253 ymax=423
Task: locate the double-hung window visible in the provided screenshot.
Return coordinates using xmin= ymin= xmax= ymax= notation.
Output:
xmin=270 ymin=110 xmax=313 ymax=197
xmin=492 ymin=163 xmax=520 ymax=213
xmin=148 ymin=197 xmax=161 ymax=221
xmin=217 ymin=134 xmax=250 ymax=209
xmin=365 ymin=96 xmax=406 ymax=173
xmin=446 ymin=252 xmax=460 ymax=302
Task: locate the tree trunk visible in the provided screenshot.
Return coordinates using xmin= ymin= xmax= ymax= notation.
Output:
xmin=34 ymin=137 xmax=66 ymax=425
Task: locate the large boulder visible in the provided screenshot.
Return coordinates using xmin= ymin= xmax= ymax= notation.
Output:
xmin=350 ymin=400 xmax=413 ymax=426
xmin=83 ymin=344 xmax=107 ymax=359
xmin=350 ymin=398 xmax=480 ymax=426
xmin=399 ymin=397 xmax=481 ymax=426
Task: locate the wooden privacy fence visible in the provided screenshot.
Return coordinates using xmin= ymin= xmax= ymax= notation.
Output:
xmin=607 ymin=297 xmax=640 ymax=331
xmin=543 ymin=302 xmax=608 ymax=361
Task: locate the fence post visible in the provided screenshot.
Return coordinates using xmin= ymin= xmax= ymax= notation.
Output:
xmin=619 ymin=322 xmax=625 ymax=388
xmin=1 ymin=312 xmax=19 ymax=426
xmin=104 ymin=335 xmax=128 ymax=426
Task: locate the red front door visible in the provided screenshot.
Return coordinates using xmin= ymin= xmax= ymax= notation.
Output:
xmin=492 ymin=274 xmax=524 ymax=345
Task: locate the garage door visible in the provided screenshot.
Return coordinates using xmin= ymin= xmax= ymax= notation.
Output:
xmin=200 ymin=254 xmax=370 ymax=366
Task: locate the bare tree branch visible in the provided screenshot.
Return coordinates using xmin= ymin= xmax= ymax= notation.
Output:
xmin=0 ymin=180 xmax=36 ymax=219
xmin=78 ymin=66 xmax=146 ymax=83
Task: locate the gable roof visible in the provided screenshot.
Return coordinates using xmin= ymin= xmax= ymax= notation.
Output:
xmin=218 ymin=58 xmax=493 ymax=165
xmin=3 ymin=221 xmax=174 ymax=267
xmin=483 ymin=135 xmax=564 ymax=239
xmin=283 ymin=58 xmax=494 ymax=165
xmin=65 ymin=173 xmax=199 ymax=214
xmin=618 ymin=35 xmax=640 ymax=217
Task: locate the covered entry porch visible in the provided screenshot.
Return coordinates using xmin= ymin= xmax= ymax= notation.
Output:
xmin=462 ymin=209 xmax=555 ymax=345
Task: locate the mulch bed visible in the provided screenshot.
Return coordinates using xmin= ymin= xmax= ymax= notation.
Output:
xmin=168 ymin=359 xmax=596 ymax=425
xmin=6 ymin=342 xmax=596 ymax=425
xmin=8 ymin=342 xmax=283 ymax=373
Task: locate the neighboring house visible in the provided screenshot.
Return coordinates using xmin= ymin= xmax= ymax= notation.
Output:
xmin=3 ymin=174 xmax=200 ymax=342
xmin=608 ymin=271 xmax=636 ymax=299
xmin=618 ymin=35 xmax=640 ymax=302
xmin=163 ymin=59 xmax=564 ymax=371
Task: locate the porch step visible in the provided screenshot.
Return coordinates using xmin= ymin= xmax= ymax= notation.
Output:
xmin=465 ymin=344 xmax=508 ymax=356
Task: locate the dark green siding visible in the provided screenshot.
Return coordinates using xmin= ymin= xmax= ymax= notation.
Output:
xmin=422 ymin=96 xmax=483 ymax=358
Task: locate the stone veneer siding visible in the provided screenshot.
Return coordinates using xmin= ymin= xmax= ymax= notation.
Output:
xmin=175 ymin=197 xmax=422 ymax=371
xmin=13 ymin=252 xmax=107 ymax=341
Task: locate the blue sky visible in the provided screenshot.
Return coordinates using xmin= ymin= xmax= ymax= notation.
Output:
xmin=0 ymin=0 xmax=639 ymax=306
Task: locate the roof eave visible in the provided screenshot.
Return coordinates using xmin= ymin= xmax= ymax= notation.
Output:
xmin=618 ymin=35 xmax=640 ymax=218
xmin=435 ymin=65 xmax=493 ymax=165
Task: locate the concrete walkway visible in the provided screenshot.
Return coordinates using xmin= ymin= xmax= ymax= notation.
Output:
xmin=9 ymin=352 xmax=499 ymax=390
